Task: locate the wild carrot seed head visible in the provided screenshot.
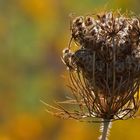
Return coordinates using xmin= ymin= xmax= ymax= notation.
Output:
xmin=44 ymin=11 xmax=140 ymax=122
xmin=61 ymin=11 xmax=140 ymax=121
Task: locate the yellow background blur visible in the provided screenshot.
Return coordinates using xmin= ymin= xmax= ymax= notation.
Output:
xmin=0 ymin=0 xmax=140 ymax=140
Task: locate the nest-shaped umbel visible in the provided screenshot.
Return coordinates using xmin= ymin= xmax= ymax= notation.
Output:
xmin=49 ymin=11 xmax=140 ymax=122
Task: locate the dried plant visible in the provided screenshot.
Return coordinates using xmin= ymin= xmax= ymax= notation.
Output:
xmin=42 ymin=11 xmax=140 ymax=140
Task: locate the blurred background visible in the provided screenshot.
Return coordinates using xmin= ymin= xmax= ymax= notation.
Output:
xmin=0 ymin=0 xmax=140 ymax=140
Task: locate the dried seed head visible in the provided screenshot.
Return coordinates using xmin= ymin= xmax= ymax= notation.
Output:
xmin=47 ymin=11 xmax=140 ymax=122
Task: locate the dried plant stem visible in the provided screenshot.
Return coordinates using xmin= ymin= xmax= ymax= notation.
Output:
xmin=99 ymin=119 xmax=112 ymax=140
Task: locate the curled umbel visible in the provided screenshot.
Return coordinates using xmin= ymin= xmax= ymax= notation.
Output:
xmin=62 ymin=11 xmax=140 ymax=121
xmin=45 ymin=11 xmax=140 ymax=122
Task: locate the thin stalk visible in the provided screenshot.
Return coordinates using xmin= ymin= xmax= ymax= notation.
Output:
xmin=99 ymin=119 xmax=112 ymax=140
xmin=92 ymin=51 xmax=96 ymax=88
xmin=112 ymin=37 xmax=116 ymax=95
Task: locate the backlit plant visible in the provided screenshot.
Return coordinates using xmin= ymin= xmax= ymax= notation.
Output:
xmin=42 ymin=11 xmax=140 ymax=140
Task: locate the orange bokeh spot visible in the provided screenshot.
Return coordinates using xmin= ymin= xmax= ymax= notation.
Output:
xmin=9 ymin=113 xmax=42 ymax=140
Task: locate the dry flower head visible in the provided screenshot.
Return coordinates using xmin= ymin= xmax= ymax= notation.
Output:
xmin=44 ymin=11 xmax=140 ymax=122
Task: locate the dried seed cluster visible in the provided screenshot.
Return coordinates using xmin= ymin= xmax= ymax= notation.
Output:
xmin=46 ymin=11 xmax=140 ymax=122
xmin=66 ymin=12 xmax=140 ymax=92
xmin=61 ymin=12 xmax=140 ymax=121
